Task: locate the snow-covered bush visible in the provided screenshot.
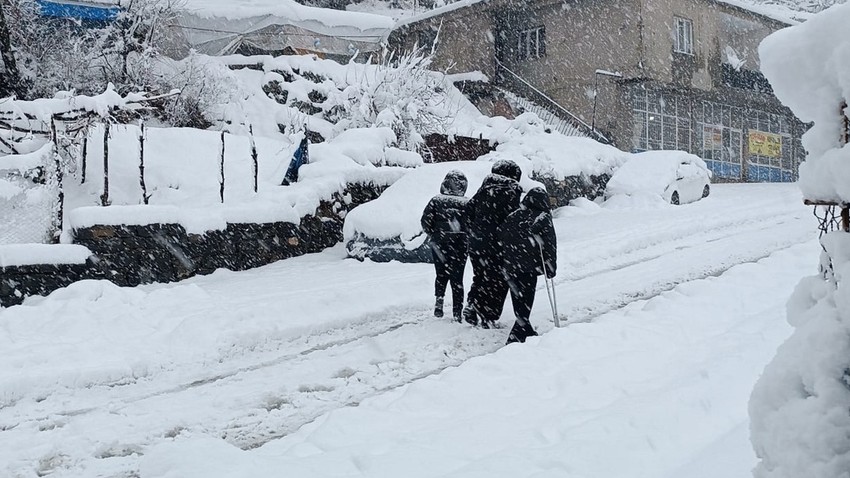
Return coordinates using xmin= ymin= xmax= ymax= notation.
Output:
xmin=749 ymin=3 xmax=850 ymax=477
xmin=0 ymin=0 xmax=228 ymax=126
xmin=334 ymin=47 xmax=454 ymax=150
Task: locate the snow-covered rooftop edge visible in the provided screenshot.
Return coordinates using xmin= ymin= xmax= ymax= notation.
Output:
xmin=714 ymin=0 xmax=810 ymax=24
xmin=393 ymin=0 xmax=804 ymax=29
xmin=181 ymin=0 xmax=394 ymax=31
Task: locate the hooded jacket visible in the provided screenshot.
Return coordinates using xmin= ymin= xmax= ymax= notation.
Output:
xmin=421 ymin=170 xmax=469 ymax=245
xmin=498 ymin=187 xmax=557 ymax=278
xmin=466 ymin=172 xmax=523 ymax=256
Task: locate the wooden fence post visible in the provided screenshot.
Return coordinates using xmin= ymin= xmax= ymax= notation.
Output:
xmin=101 ymin=122 xmax=110 ymax=206
xmin=139 ymin=122 xmax=149 ymax=204
xmin=250 ymin=124 xmax=258 ymax=193
xmin=81 ymin=132 xmax=87 ymax=184
xmin=220 ymin=130 xmax=225 ymax=204
xmin=51 ymin=118 xmax=64 ymax=242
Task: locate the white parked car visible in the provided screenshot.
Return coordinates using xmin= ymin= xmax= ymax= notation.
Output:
xmin=605 ymin=150 xmax=712 ymax=205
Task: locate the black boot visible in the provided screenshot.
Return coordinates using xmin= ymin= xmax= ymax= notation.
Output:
xmin=434 ymin=297 xmax=444 ymax=318
xmin=453 ymin=303 xmax=463 ymax=322
xmin=506 ymin=319 xmax=536 ymax=344
xmin=462 ymin=305 xmax=478 ymax=326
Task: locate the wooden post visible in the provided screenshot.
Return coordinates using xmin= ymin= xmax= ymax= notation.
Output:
xmin=51 ymin=118 xmax=64 ymax=242
xmin=81 ymin=133 xmax=88 ymax=184
xmin=842 ymin=205 xmax=849 ymax=233
xmin=101 ymin=123 xmax=110 ymax=206
xmin=139 ymin=122 xmax=149 ymax=204
xmin=220 ymin=130 xmax=225 ymax=204
xmin=250 ymin=124 xmax=258 ymax=193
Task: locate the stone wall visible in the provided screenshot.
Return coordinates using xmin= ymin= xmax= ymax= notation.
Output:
xmin=0 ymin=182 xmax=385 ymax=307
xmin=0 ymin=261 xmax=98 ymax=307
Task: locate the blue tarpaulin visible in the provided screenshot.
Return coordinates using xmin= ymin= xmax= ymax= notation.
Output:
xmin=282 ymin=136 xmax=310 ymax=185
xmin=36 ymin=0 xmax=120 ymax=21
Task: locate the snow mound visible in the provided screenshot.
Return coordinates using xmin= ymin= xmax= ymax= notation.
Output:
xmin=749 ymin=233 xmax=850 ymax=478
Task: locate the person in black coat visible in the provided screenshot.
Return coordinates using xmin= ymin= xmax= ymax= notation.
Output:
xmin=421 ymin=170 xmax=470 ymax=320
xmin=462 ymin=159 xmax=523 ymax=328
xmin=498 ymin=187 xmax=557 ymax=344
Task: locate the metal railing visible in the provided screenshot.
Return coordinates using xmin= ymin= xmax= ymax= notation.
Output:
xmin=498 ymin=88 xmax=584 ymax=138
xmin=495 ymin=59 xmax=611 ymax=144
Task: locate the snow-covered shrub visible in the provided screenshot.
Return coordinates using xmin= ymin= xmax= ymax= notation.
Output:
xmin=749 ymin=3 xmax=850 ymax=477
xmin=2 ymin=2 xmax=226 ymax=129
xmin=333 ymin=48 xmax=455 ymax=150
xmin=156 ymin=54 xmax=237 ymax=128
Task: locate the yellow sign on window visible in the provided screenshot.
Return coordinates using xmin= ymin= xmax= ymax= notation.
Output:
xmin=748 ymin=130 xmax=782 ymax=158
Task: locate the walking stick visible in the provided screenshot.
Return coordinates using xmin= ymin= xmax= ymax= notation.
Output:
xmin=539 ymin=242 xmax=561 ymax=328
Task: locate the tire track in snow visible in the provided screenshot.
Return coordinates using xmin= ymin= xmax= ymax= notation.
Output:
xmin=1 ymin=201 xmax=813 ymax=478
xmin=4 ymin=205 xmax=801 ymax=423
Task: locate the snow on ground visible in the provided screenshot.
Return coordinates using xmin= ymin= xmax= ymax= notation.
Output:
xmin=144 ymin=240 xmax=815 ymax=478
xmin=0 ymin=183 xmax=814 ymax=478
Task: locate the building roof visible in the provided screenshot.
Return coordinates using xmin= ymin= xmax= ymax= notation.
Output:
xmin=392 ymin=0 xmax=804 ymax=30
xmin=713 ymin=0 xmax=807 ymax=25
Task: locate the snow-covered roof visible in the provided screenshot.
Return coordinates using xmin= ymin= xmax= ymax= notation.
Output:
xmin=713 ymin=0 xmax=808 ymax=25
xmin=393 ymin=0 xmax=486 ymax=29
xmin=176 ymin=0 xmax=394 ymax=57
xmin=184 ymin=0 xmax=394 ymax=29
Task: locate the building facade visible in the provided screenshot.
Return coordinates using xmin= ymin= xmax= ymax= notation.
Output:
xmin=391 ymin=0 xmax=805 ymax=182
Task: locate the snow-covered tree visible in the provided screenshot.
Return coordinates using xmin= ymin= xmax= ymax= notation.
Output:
xmin=749 ymin=4 xmax=850 ymax=477
xmin=334 ymin=46 xmax=455 ymax=150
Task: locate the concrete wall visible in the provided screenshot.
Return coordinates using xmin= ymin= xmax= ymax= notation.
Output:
xmin=392 ymin=4 xmax=497 ymax=79
xmin=639 ymin=0 xmax=784 ymax=90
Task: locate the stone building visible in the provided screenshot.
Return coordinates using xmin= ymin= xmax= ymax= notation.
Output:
xmin=390 ymin=0 xmax=806 ymax=182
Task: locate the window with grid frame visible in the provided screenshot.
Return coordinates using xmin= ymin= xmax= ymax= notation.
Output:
xmin=630 ymin=88 xmax=692 ymax=153
xmin=696 ymin=101 xmax=743 ymax=179
xmin=674 ymin=17 xmax=693 ymax=55
xmin=517 ymin=26 xmax=546 ymax=60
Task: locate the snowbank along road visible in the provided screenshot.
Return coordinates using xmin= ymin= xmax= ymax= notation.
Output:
xmin=0 ymin=183 xmax=814 ymax=478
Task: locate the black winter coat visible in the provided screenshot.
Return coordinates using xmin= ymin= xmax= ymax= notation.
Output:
xmin=498 ymin=187 xmax=557 ymax=279
xmin=466 ymin=173 xmax=523 ymax=257
xmin=421 ymin=171 xmax=469 ymax=247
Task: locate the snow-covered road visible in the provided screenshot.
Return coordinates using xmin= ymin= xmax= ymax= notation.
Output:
xmin=0 ymin=183 xmax=815 ymax=478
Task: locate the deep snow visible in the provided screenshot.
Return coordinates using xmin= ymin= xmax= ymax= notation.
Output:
xmin=0 ymin=183 xmax=815 ymax=478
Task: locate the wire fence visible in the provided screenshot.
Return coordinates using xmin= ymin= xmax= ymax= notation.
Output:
xmin=0 ymin=117 xmax=269 ymax=245
xmin=0 ymin=174 xmax=59 ymax=245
